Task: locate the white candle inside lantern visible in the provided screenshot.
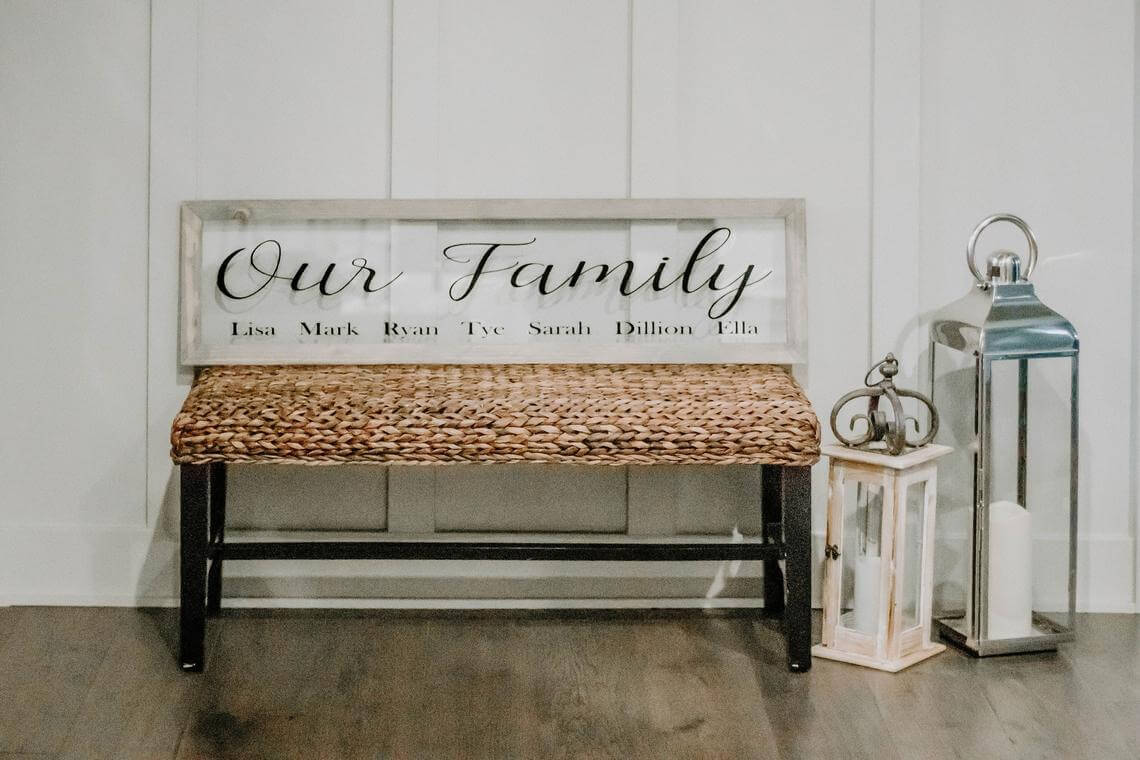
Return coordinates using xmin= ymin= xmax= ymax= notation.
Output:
xmin=854 ymin=554 xmax=881 ymax=633
xmin=987 ymin=500 xmax=1033 ymax=639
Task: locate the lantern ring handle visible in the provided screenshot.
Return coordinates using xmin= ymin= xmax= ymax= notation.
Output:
xmin=966 ymin=213 xmax=1038 ymax=284
xmin=863 ymin=357 xmax=888 ymax=387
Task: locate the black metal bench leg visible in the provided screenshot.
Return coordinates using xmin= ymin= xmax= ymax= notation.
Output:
xmin=761 ymin=464 xmax=785 ymax=618
xmin=781 ymin=465 xmax=812 ymax=673
xmin=206 ymin=462 xmax=227 ymax=616
xmin=180 ymin=463 xmax=209 ymax=672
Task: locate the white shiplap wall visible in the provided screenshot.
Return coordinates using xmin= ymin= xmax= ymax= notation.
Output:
xmin=0 ymin=0 xmax=1134 ymax=612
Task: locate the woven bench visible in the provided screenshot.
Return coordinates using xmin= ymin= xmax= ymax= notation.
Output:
xmin=171 ymin=363 xmax=819 ymax=672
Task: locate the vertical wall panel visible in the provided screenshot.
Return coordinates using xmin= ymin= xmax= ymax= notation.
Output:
xmin=673 ymin=2 xmax=873 ymax=438
xmin=1134 ymin=2 xmax=1140 ymax=611
xmin=147 ymin=0 xmax=202 ymax=543
xmin=390 ymin=0 xmax=440 ymax=199
xmin=632 ymin=1 xmax=874 ymax=546
xmin=196 ymin=0 xmax=390 ymax=199
xmin=435 ymin=0 xmax=630 ymax=198
xmin=0 ymin=0 xmax=150 ymax=526
xmin=188 ymin=0 xmax=393 ymax=531
xmin=871 ymin=0 xmax=922 ymax=383
xmin=627 ymin=1 xmax=773 ymax=544
xmin=626 ymin=0 xmax=683 ymax=539
xmin=630 ymin=0 xmax=679 ymax=198
xmin=388 ymin=0 xmax=631 ymax=536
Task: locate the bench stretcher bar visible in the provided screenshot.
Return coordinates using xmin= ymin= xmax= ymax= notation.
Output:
xmin=214 ymin=540 xmax=785 ymax=562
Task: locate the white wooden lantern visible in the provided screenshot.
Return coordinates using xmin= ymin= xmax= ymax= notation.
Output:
xmin=813 ymin=443 xmax=952 ymax=671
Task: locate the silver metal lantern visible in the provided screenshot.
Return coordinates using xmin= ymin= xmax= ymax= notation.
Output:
xmin=929 ymin=214 xmax=1078 ymax=656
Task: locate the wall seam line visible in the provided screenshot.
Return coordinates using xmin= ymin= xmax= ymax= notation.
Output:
xmin=1131 ymin=0 xmax=1140 ymax=609
xmin=143 ymin=0 xmax=154 ymax=526
xmin=387 ymin=0 xmax=395 ymax=201
xmin=867 ymin=0 xmax=877 ymax=370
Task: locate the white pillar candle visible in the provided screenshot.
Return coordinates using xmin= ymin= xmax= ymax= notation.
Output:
xmin=853 ymin=554 xmax=882 ymax=633
xmin=987 ymin=500 xmax=1033 ymax=639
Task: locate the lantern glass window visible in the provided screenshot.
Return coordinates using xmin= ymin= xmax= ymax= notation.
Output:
xmin=900 ymin=480 xmax=926 ymax=631
xmin=839 ymin=479 xmax=884 ymax=635
xmin=986 ymin=355 xmax=1075 ymax=637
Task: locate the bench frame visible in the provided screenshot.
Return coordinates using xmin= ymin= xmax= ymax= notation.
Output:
xmin=179 ymin=462 xmax=812 ymax=673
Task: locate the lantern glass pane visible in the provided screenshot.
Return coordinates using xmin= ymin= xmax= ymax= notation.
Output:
xmin=900 ymin=480 xmax=926 ymax=631
xmin=1027 ymin=356 xmax=1074 ymax=634
xmin=987 ymin=356 xmax=1074 ymax=638
xmin=930 ymin=342 xmax=976 ymax=631
xmin=839 ymin=478 xmax=884 ymax=635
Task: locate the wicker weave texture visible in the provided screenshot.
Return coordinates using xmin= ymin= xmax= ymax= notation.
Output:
xmin=170 ymin=364 xmax=820 ymax=466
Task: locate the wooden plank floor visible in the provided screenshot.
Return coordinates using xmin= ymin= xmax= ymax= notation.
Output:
xmin=0 ymin=608 xmax=1136 ymax=759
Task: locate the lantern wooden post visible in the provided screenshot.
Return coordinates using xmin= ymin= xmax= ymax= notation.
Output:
xmin=813 ymin=443 xmax=951 ymax=672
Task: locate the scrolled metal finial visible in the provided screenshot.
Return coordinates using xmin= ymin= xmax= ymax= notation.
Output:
xmin=829 ymin=353 xmax=939 ymax=456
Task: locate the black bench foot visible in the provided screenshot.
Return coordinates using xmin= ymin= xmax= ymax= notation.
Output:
xmin=180 ymin=464 xmax=207 ymax=671
xmin=764 ymin=464 xmax=812 ymax=673
xmin=180 ymin=462 xmax=226 ymax=672
xmin=782 ymin=465 xmax=813 ymax=673
xmin=761 ymin=465 xmax=785 ymax=619
xmin=206 ymin=462 xmax=227 ymax=616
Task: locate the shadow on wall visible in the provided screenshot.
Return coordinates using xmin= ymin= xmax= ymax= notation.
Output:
xmin=133 ymin=470 xmax=180 ymax=605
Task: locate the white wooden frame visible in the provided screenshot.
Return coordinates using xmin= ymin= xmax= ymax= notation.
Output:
xmin=179 ymin=198 xmax=807 ymax=366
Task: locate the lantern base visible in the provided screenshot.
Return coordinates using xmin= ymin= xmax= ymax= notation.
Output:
xmin=935 ymin=614 xmax=1073 ymax=657
xmin=810 ymin=642 xmax=945 ymax=673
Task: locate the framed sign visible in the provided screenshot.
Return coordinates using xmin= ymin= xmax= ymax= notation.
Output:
xmin=180 ymin=199 xmax=806 ymax=365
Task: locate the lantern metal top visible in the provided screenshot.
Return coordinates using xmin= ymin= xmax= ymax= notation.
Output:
xmin=930 ymin=214 xmax=1078 ymax=358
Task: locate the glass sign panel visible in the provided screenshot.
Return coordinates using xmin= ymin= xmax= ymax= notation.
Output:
xmin=180 ymin=199 xmax=806 ymax=365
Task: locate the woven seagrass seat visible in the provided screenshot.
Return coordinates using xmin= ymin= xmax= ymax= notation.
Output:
xmin=171 ymin=364 xmax=820 ymax=467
